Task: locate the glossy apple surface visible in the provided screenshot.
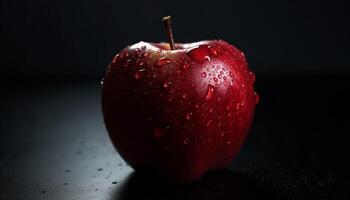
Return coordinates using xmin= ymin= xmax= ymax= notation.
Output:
xmin=102 ymin=40 xmax=258 ymax=182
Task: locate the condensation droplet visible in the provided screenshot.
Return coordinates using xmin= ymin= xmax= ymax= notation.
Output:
xmin=182 ymin=93 xmax=188 ymax=99
xmin=205 ymin=84 xmax=215 ymax=100
xmin=209 ymin=107 xmax=214 ymax=113
xmin=157 ymin=57 xmax=171 ymax=66
xmin=213 ymin=77 xmax=218 ymax=82
xmin=163 ymin=81 xmax=172 ymax=88
xmin=187 ymin=45 xmax=211 ymax=63
xmin=183 ymin=62 xmax=190 ymax=69
xmin=186 ymin=112 xmax=192 ymax=120
xmin=201 ymin=72 xmax=207 ymax=78
xmin=209 ymin=46 xmax=218 ymax=57
xmin=134 ymin=69 xmax=145 ymax=79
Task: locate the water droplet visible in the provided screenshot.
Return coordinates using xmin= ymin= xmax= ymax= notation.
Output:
xmin=223 ymin=76 xmax=227 ymax=80
xmin=182 ymin=93 xmax=188 ymax=99
xmin=206 ymin=120 xmax=213 ymax=127
xmin=152 ymin=72 xmax=158 ymax=78
xmin=229 ymin=72 xmax=234 ymax=77
xmin=183 ymin=138 xmax=190 ymax=144
xmin=141 ymin=46 xmax=146 ymax=50
xmin=135 ymin=69 xmax=145 ymax=79
xmin=64 ymin=169 xmax=71 ymax=173
xmin=218 ymin=74 xmax=222 ymax=79
xmin=183 ymin=62 xmax=190 ymax=69
xmin=241 ymin=84 xmax=245 ymax=88
xmin=123 ymin=59 xmax=131 ymax=67
xmin=213 ymin=77 xmax=218 ymax=82
xmin=186 ymin=112 xmax=192 ymax=120
xmin=64 ymin=182 xmax=68 ymax=186
xmin=163 ymin=81 xmax=172 ymax=88
xmin=227 ymin=140 xmax=231 ymax=144
xmin=209 ymin=107 xmax=214 ymax=113
xmin=176 ymin=69 xmax=182 ymax=74
xmin=157 ymin=57 xmax=171 ymax=66
xmin=201 ymin=72 xmax=207 ymax=78
xmin=187 ymin=45 xmax=211 ymax=63
xmin=98 ymin=168 xmax=103 ymax=171
xmin=205 ymin=85 xmax=215 ymax=100
xmin=195 ymin=103 xmax=200 ymax=108
xmin=209 ymin=46 xmax=219 ymax=57
xmin=41 ymin=190 xmax=47 ymax=194
xmin=220 ymin=71 xmax=224 ymax=75
xmin=254 ymin=92 xmax=260 ymax=104
xmin=100 ymin=78 xmax=104 ymax=85
xmin=153 ymin=128 xmax=166 ymax=138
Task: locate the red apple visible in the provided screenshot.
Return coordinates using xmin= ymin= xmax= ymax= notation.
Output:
xmin=102 ymin=17 xmax=258 ymax=182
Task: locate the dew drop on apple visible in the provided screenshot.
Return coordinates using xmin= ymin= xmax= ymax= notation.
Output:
xmin=134 ymin=69 xmax=145 ymax=79
xmin=182 ymin=62 xmax=190 ymax=69
xmin=229 ymin=72 xmax=234 ymax=77
xmin=213 ymin=77 xmax=218 ymax=82
xmin=209 ymin=107 xmax=214 ymax=113
xmin=182 ymin=93 xmax=188 ymax=99
xmin=163 ymin=81 xmax=172 ymax=88
xmin=187 ymin=45 xmax=211 ymax=63
xmin=186 ymin=112 xmax=192 ymax=120
xmin=201 ymin=72 xmax=207 ymax=78
xmin=157 ymin=57 xmax=171 ymax=66
xmin=208 ymin=46 xmax=219 ymax=57
xmin=152 ymin=72 xmax=158 ymax=78
xmin=235 ymin=103 xmax=241 ymax=110
xmin=205 ymin=84 xmax=215 ymax=101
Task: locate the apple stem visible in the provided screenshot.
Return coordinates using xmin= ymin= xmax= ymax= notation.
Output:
xmin=162 ymin=16 xmax=175 ymax=50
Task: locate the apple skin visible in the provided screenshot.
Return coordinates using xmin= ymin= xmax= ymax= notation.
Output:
xmin=102 ymin=40 xmax=258 ymax=182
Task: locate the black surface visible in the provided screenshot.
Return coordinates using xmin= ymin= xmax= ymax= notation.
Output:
xmin=1 ymin=0 xmax=349 ymax=78
xmin=0 ymin=75 xmax=349 ymax=199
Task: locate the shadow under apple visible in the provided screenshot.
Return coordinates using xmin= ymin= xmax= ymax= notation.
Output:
xmin=111 ymin=169 xmax=286 ymax=200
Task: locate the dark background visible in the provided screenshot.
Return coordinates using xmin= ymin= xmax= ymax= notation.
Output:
xmin=0 ymin=0 xmax=349 ymax=199
xmin=1 ymin=0 xmax=349 ymax=78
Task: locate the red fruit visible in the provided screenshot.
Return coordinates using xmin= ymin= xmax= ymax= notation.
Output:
xmin=102 ymin=40 xmax=258 ymax=182
xmin=102 ymin=17 xmax=258 ymax=182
